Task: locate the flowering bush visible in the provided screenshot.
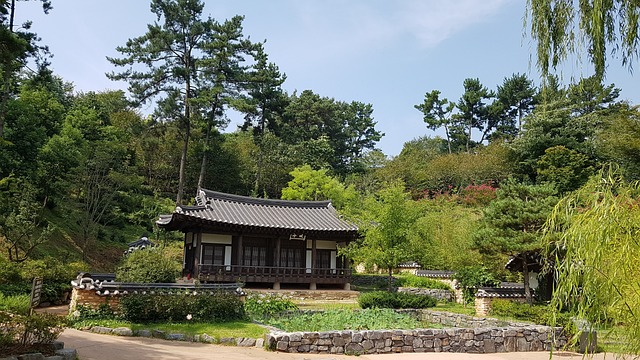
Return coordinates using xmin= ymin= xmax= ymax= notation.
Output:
xmin=459 ymin=183 xmax=497 ymax=206
xmin=244 ymin=293 xmax=297 ymax=319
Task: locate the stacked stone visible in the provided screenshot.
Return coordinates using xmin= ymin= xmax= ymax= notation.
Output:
xmin=69 ymin=288 xmax=120 ymax=313
xmin=397 ymin=287 xmax=454 ymax=302
xmin=246 ymin=289 xmax=358 ymax=301
xmin=267 ymin=326 xmax=567 ymax=354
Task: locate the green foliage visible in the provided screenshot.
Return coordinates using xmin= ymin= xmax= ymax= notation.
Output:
xmin=281 ymin=164 xmax=357 ymax=209
xmin=527 ymin=0 xmax=639 ymax=78
xmin=535 ymin=145 xmax=594 ymax=193
xmin=409 ymin=199 xmax=482 ymax=271
xmin=545 ymin=168 xmax=640 ymax=355
xmin=358 ymin=291 xmax=437 ymax=309
xmin=0 ymin=312 xmax=65 ymax=350
xmin=265 ymin=308 xmax=421 ymax=332
xmin=453 ymin=266 xmax=500 ymax=304
xmin=73 ymin=304 xmax=117 ymax=321
xmin=116 ymin=247 xmax=180 ymax=283
xmin=118 ymin=292 xmax=245 ymax=323
xmin=344 ymin=182 xmax=421 ymax=289
xmin=489 ymin=299 xmax=575 ymax=333
xmin=244 ymin=293 xmax=297 ymax=319
xmin=0 ymin=294 xmax=30 ymax=315
xmin=473 ymin=179 xmax=558 ymax=281
xmin=395 ymin=274 xmax=452 ymax=290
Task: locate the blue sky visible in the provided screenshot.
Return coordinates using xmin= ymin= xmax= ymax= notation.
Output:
xmin=18 ymin=0 xmax=639 ymax=156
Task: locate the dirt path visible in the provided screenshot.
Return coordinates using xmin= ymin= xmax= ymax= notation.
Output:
xmin=59 ymin=328 xmax=625 ymax=360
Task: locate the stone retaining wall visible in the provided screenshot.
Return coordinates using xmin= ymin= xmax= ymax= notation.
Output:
xmin=267 ymin=326 xmax=567 ymax=354
xmin=397 ymin=287 xmax=454 ymax=302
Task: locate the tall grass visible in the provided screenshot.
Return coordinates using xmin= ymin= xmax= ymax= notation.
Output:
xmin=0 ymin=294 xmax=30 ymax=315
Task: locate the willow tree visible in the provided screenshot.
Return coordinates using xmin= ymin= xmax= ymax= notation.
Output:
xmin=527 ymin=0 xmax=640 ymax=78
xmin=545 ymin=168 xmax=640 ymax=355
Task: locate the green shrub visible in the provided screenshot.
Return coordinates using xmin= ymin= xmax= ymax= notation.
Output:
xmin=358 ymin=291 xmax=436 ymax=309
xmin=453 ymin=266 xmax=500 ymax=303
xmin=0 ymin=283 xmax=31 ymax=296
xmin=116 ymin=247 xmax=180 ymax=283
xmin=74 ymin=304 xmax=117 ymax=320
xmin=0 ymin=312 xmax=65 ymax=349
xmin=395 ymin=274 xmax=452 ymax=290
xmin=489 ymin=299 xmax=576 ymax=333
xmin=358 ymin=291 xmax=396 ymax=308
xmin=0 ymin=294 xmax=30 ymax=315
xmin=244 ymin=293 xmax=298 ymax=319
xmin=16 ymin=313 xmax=66 ymax=345
xmin=119 ymin=291 xmax=245 ymax=323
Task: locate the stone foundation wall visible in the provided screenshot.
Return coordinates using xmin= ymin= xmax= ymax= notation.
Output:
xmin=246 ymin=289 xmax=359 ymax=301
xmin=70 ymin=288 xmax=120 ymax=313
xmin=268 ymin=326 xmax=567 ymax=354
xmin=397 ymin=287 xmax=454 ymax=302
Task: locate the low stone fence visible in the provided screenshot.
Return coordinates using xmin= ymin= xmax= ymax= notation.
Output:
xmin=246 ymin=289 xmax=359 ymax=302
xmin=267 ymin=326 xmax=567 ymax=354
xmin=397 ymin=287 xmax=454 ymax=302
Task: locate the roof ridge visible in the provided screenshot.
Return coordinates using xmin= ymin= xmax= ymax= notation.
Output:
xmin=199 ymin=188 xmax=332 ymax=208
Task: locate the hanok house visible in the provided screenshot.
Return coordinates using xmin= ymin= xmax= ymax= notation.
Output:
xmin=157 ymin=189 xmax=359 ymax=290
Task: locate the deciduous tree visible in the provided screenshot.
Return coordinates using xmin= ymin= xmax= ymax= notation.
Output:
xmin=527 ymin=0 xmax=640 ymax=79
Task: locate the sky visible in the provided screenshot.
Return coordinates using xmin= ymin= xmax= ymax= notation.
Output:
xmin=17 ymin=0 xmax=640 ymax=156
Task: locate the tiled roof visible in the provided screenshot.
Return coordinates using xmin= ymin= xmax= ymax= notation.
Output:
xmin=416 ymin=270 xmax=455 ymax=278
xmin=157 ymin=189 xmax=358 ymax=233
xmin=398 ymin=261 xmax=422 ymax=268
xmin=476 ymin=286 xmax=530 ymax=298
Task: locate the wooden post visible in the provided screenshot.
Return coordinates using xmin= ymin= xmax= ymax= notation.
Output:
xmin=275 ymin=237 xmax=281 ymax=267
xmin=194 ymin=232 xmax=202 ymax=277
xmin=310 ymin=238 xmax=317 ymax=290
xmin=237 ymin=234 xmax=244 ymax=266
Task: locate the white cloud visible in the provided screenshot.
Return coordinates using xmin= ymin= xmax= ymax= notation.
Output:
xmin=278 ymin=0 xmax=511 ymax=62
xmin=397 ymin=0 xmax=511 ymax=47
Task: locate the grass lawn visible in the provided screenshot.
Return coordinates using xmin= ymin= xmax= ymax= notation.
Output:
xmin=71 ymin=319 xmax=268 ymax=339
xmin=433 ymin=302 xmax=476 ymax=316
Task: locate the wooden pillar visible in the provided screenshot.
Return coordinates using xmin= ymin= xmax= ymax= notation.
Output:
xmin=237 ymin=234 xmax=244 ymax=266
xmin=310 ymin=238 xmax=317 ymax=290
xmin=275 ymin=237 xmax=281 ymax=267
xmin=312 ymin=238 xmax=317 ymax=269
xmin=194 ymin=232 xmax=202 ymax=277
xmin=343 ymin=255 xmax=351 ymax=291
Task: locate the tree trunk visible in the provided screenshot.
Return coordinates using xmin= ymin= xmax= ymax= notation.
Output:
xmin=388 ymin=267 xmax=393 ymax=292
xmin=523 ymin=256 xmax=532 ymax=305
xmin=176 ymin=77 xmax=191 ymax=205
xmin=444 ymin=124 xmax=452 ymax=154
xmin=197 ymin=120 xmax=212 ymax=190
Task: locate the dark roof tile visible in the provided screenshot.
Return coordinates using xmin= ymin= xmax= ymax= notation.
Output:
xmin=157 ymin=189 xmax=358 ymax=233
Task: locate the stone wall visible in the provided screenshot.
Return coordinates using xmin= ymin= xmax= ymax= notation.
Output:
xmin=70 ymin=288 xmax=120 ymax=313
xmin=267 ymin=326 xmax=567 ymax=354
xmin=246 ymin=289 xmax=359 ymax=302
xmin=397 ymin=287 xmax=454 ymax=302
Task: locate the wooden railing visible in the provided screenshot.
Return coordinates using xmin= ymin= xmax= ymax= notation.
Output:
xmin=196 ymin=265 xmax=351 ymax=284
